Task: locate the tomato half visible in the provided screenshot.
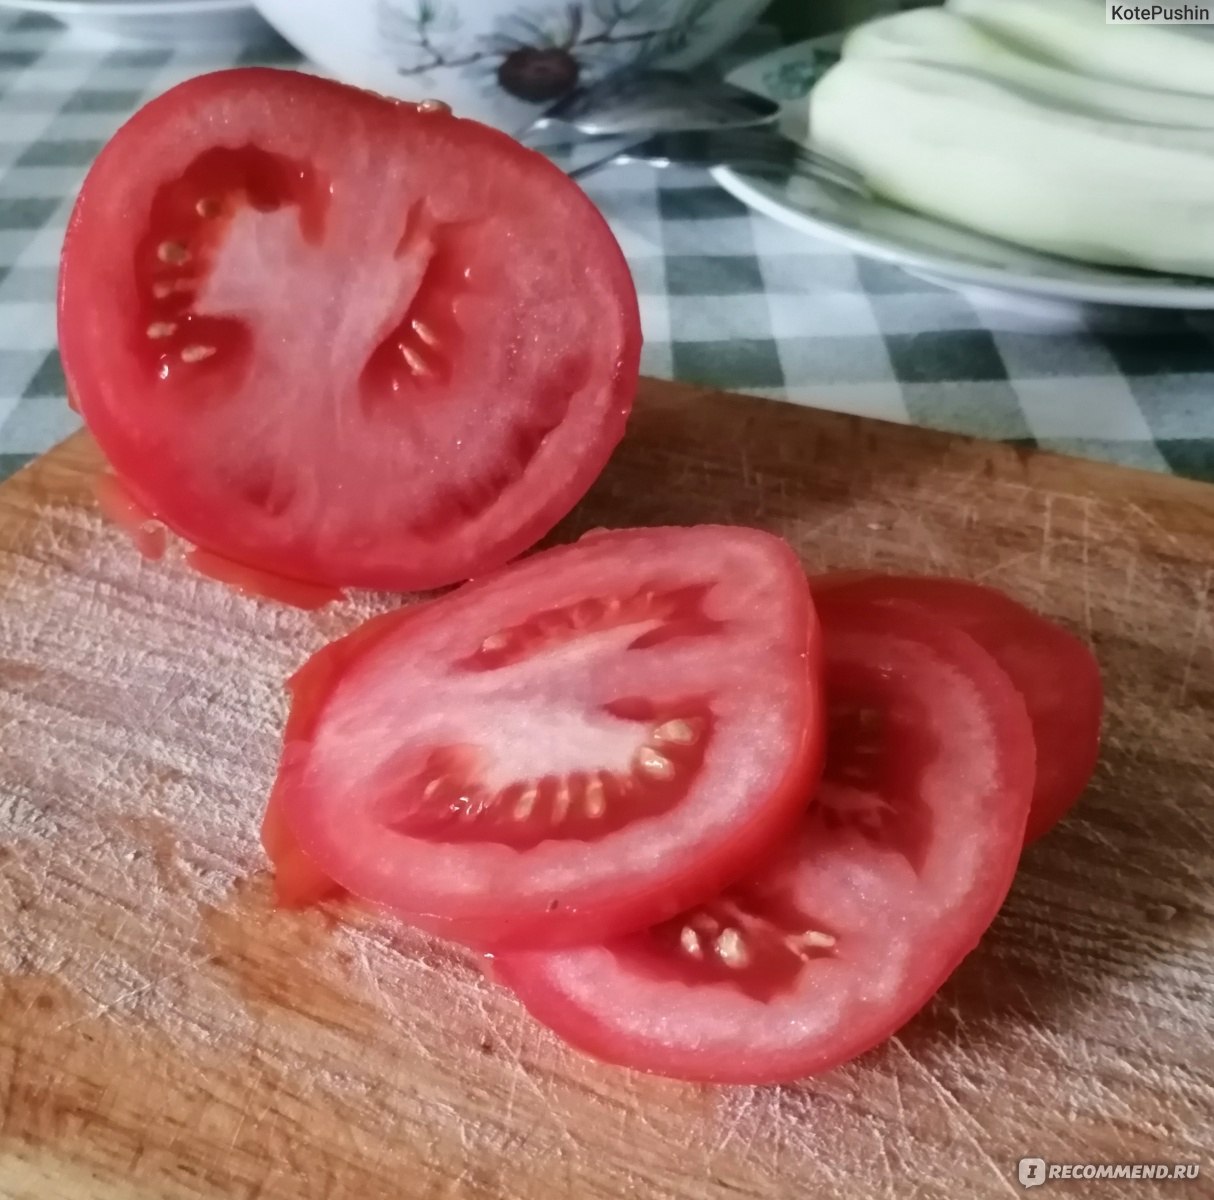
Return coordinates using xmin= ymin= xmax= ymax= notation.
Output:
xmin=272 ymin=526 xmax=824 ymax=949
xmin=496 ymin=596 xmax=1036 ymax=1083
xmin=59 ymin=69 xmax=641 ymax=594
xmin=814 ymin=574 xmax=1102 ymax=843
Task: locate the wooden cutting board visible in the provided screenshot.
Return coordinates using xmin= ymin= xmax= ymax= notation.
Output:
xmin=1 ymin=378 xmax=1211 ymax=1200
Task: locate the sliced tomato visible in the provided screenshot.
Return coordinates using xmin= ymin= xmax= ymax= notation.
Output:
xmin=261 ymin=785 xmax=344 ymax=909
xmin=496 ymin=597 xmax=1036 ymax=1083
xmin=59 ymin=68 xmax=641 ymax=594
xmin=260 ymin=605 xmax=414 ymax=906
xmin=814 ymin=573 xmax=1102 ymax=842
xmin=272 ymin=526 xmax=824 ymax=949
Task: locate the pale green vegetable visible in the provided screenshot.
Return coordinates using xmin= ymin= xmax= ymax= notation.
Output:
xmin=949 ymin=0 xmax=1214 ymax=98
xmin=809 ymin=55 xmax=1214 ymax=276
xmin=846 ymin=7 xmax=1214 ymax=128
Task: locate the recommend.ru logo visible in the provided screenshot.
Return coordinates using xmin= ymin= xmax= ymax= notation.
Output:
xmin=1017 ymin=1158 xmax=1202 ymax=1188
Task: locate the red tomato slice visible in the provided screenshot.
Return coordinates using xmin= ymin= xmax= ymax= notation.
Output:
xmin=261 ymin=785 xmax=344 ymax=909
xmin=273 ymin=526 xmax=824 ymax=950
xmin=260 ymin=605 xmax=413 ymax=905
xmin=814 ymin=574 xmax=1102 ymax=843
xmin=59 ymin=68 xmax=641 ymax=593
xmin=496 ymin=597 xmax=1036 ymax=1083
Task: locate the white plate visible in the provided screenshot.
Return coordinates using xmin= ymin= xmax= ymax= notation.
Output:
xmin=0 ymin=0 xmax=268 ymax=43
xmin=713 ymin=38 xmax=1214 ymax=312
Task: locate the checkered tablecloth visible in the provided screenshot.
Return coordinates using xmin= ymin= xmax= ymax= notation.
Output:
xmin=3 ymin=8 xmax=1214 ymax=484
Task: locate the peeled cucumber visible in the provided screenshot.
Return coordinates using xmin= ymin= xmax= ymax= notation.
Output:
xmin=809 ymin=55 xmax=1214 ymax=276
xmin=845 ymin=7 xmax=1214 ymax=128
xmin=949 ymin=0 xmax=1214 ymax=98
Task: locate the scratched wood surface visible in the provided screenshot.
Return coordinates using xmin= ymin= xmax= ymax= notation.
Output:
xmin=1 ymin=378 xmax=1211 ymax=1200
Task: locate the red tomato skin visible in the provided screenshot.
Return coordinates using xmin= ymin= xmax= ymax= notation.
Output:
xmin=273 ymin=527 xmax=827 ymax=950
xmin=495 ymin=599 xmax=1036 ymax=1083
xmin=185 ymin=547 xmax=342 ymax=611
xmin=261 ymin=605 xmax=419 ymax=905
xmin=814 ymin=573 xmax=1102 ymax=842
xmin=261 ymin=785 xmax=344 ymax=908
xmin=59 ymin=68 xmax=642 ymax=594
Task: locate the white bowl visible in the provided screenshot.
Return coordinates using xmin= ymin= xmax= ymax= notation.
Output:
xmin=251 ymin=0 xmax=769 ymax=131
xmin=0 ymin=0 xmax=269 ymax=43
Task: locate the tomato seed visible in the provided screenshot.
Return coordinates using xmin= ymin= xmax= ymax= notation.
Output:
xmin=800 ymin=930 xmax=837 ymax=950
xmin=411 ymin=318 xmax=440 ymax=347
xmin=399 ymin=344 xmax=429 ymax=376
xmin=636 ymin=747 xmax=675 ymax=781
xmin=513 ymin=787 xmax=537 ymax=820
xmin=653 ymin=719 xmax=698 ymax=746
xmin=157 ymin=241 xmax=190 ymax=265
xmin=715 ymin=928 xmax=750 ymax=969
xmin=585 ymin=776 xmax=606 ymax=818
xmin=552 ymin=780 xmax=573 ymax=822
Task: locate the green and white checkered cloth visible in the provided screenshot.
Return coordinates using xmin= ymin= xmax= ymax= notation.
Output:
xmin=3 ymin=8 xmax=1214 ymax=484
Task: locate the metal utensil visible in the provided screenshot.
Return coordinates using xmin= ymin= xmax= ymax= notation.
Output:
xmin=523 ymin=69 xmax=781 ymax=139
xmin=565 ymin=128 xmax=870 ymax=195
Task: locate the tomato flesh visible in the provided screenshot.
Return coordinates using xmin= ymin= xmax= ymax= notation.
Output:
xmin=496 ymin=597 xmax=1036 ymax=1083
xmin=59 ymin=69 xmax=641 ymax=593
xmin=272 ymin=526 xmax=824 ymax=949
xmin=261 ymin=785 xmax=344 ymax=909
xmin=814 ymin=573 xmax=1102 ymax=842
xmin=93 ymin=473 xmax=167 ymax=562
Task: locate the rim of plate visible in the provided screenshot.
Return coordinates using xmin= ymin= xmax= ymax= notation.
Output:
xmin=0 ymin=0 xmax=252 ymax=14
xmin=714 ymin=38 xmax=1214 ymax=311
xmin=710 ymin=164 xmax=1214 ymax=310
